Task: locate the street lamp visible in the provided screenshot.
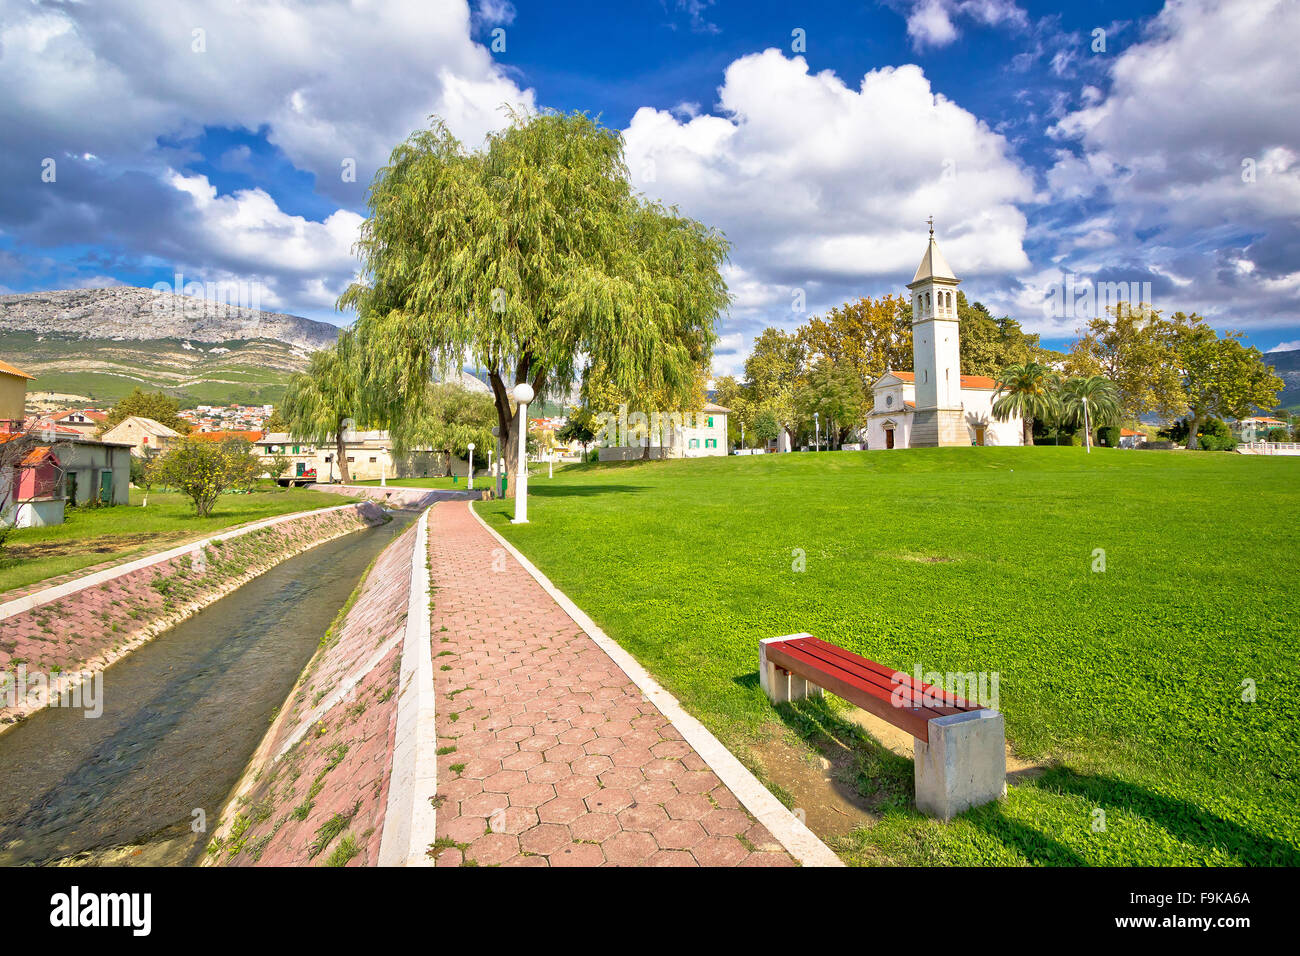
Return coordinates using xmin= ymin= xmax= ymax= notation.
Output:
xmin=814 ymin=412 xmax=820 ymax=453
xmin=1082 ymin=396 xmax=1092 ymax=454
xmin=740 ymin=422 xmax=745 ymax=454
xmin=467 ymin=442 xmax=475 ymax=490
xmin=511 ymin=383 xmax=534 ymax=524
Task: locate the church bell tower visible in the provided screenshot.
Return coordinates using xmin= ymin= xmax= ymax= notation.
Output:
xmin=906 ymin=220 xmax=967 ymax=446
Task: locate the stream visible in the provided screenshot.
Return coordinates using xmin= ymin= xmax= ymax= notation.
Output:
xmin=0 ymin=511 xmax=415 ymax=866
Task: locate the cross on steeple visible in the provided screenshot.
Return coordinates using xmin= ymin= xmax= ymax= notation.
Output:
xmin=926 ymin=215 xmax=934 ymax=238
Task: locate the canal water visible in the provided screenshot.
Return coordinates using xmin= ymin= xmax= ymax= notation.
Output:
xmin=0 ymin=511 xmax=415 ymax=867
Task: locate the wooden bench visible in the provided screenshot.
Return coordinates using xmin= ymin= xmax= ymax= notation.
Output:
xmin=760 ymin=633 xmax=1006 ymax=820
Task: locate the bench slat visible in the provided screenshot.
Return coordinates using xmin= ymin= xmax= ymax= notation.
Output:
xmin=795 ymin=637 xmax=983 ymax=713
xmin=765 ymin=640 xmax=940 ymax=741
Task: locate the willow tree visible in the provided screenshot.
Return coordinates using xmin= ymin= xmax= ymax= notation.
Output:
xmin=282 ymin=337 xmax=360 ymax=484
xmin=340 ymin=111 xmax=731 ymax=494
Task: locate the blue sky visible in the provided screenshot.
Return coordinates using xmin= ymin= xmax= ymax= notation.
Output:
xmin=1 ymin=0 xmax=1297 ymax=374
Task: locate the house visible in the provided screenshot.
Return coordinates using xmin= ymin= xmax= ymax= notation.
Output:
xmin=865 ymin=226 xmax=1025 ymax=450
xmin=9 ymin=446 xmax=64 ymax=527
xmin=1231 ymin=417 xmax=1289 ymax=443
xmin=0 ymin=358 xmax=35 ymax=427
xmin=190 ymin=429 xmax=266 ymax=445
xmin=596 ymin=402 xmax=731 ymax=460
xmin=101 ymin=416 xmax=182 ymax=457
xmin=35 ymin=408 xmax=107 ymax=437
xmin=1118 ymin=428 xmax=1147 ymax=449
xmin=254 ymin=429 xmax=449 ymax=483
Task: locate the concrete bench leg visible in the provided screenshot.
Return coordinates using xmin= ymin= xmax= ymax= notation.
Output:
xmin=760 ymin=634 xmax=823 ymax=704
xmin=914 ymin=710 xmax=1007 ymax=822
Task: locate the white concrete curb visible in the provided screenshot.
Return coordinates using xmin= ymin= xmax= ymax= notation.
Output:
xmin=0 ymin=501 xmax=368 ymax=622
xmin=378 ymin=507 xmax=438 ymax=867
xmin=467 ymin=502 xmax=844 ymax=868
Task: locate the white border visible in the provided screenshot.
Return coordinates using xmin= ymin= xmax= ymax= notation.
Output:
xmin=467 ymin=501 xmax=843 ymax=868
xmin=377 ymin=507 xmax=438 ymax=866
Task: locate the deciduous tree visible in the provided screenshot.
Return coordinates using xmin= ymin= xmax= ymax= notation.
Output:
xmin=341 ymin=111 xmax=730 ymax=496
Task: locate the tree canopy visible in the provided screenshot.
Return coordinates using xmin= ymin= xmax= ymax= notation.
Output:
xmin=282 ymin=339 xmax=360 ymax=484
xmin=340 ymin=110 xmax=730 ymax=492
xmin=103 ymin=388 xmax=190 ymax=435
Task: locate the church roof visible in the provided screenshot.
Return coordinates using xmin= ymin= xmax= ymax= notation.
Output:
xmin=908 ymin=233 xmax=959 ymax=286
xmin=875 ymin=370 xmax=1000 ymax=390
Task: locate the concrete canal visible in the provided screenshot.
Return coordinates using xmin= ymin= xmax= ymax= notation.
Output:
xmin=0 ymin=511 xmax=416 ymax=866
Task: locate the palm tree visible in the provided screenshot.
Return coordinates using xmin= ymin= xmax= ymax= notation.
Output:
xmin=283 ymin=342 xmax=359 ymax=484
xmin=1059 ymin=375 xmax=1121 ymax=453
xmin=992 ymin=363 xmax=1060 ymax=447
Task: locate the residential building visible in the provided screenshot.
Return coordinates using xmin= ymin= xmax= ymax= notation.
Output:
xmin=101 ymin=416 xmax=182 ymax=457
xmin=255 ymin=429 xmax=452 ymax=483
xmin=0 ymin=358 xmax=34 ymax=426
xmin=1231 ymin=417 xmax=1289 ymax=443
xmin=35 ymin=408 xmax=108 ymax=436
xmin=597 ymin=403 xmax=731 ymax=460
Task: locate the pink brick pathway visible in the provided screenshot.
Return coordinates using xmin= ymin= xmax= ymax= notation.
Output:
xmin=428 ymin=502 xmax=795 ymax=867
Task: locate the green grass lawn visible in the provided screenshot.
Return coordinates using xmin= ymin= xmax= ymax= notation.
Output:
xmin=477 ymin=447 xmax=1300 ymax=866
xmin=0 ymin=486 xmax=355 ymax=595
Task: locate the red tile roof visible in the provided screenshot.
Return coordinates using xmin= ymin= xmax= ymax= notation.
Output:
xmin=190 ymin=429 xmax=265 ymax=442
xmin=21 ymin=446 xmax=56 ymax=466
xmin=0 ymin=359 xmax=34 ymax=380
xmin=884 ymin=370 xmax=999 ymax=389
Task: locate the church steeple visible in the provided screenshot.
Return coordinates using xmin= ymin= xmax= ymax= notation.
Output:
xmin=906 ymin=221 xmax=962 ymax=419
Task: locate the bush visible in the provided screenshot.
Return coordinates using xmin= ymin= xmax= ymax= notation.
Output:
xmin=586 ymin=447 xmax=600 ymax=463
xmin=149 ymin=437 xmax=264 ymax=516
xmin=1098 ymin=426 xmax=1121 ymax=448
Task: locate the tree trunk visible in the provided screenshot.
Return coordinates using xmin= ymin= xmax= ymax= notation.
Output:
xmin=335 ymin=416 xmax=351 ymax=484
xmin=488 ymin=361 xmax=547 ymax=499
xmin=1186 ymin=413 xmax=1206 ymax=450
xmin=1023 ymin=418 xmax=1034 ymax=447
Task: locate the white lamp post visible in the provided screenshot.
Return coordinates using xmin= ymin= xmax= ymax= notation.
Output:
xmin=512 ymin=383 xmax=534 ymax=524
xmin=467 ymin=442 xmax=475 ymax=490
xmin=814 ymin=412 xmax=820 ymax=453
xmin=740 ymin=423 xmax=745 ymax=454
xmin=1083 ymin=397 xmax=1092 ymax=454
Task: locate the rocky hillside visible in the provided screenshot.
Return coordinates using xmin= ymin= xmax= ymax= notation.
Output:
xmin=0 ymin=287 xmax=342 ymax=408
xmin=0 ymin=287 xmax=340 ymax=350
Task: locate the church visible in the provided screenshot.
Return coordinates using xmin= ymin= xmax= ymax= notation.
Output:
xmin=864 ymin=226 xmax=1025 ymax=450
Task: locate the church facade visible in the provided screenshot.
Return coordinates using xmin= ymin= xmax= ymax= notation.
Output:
xmin=865 ymin=228 xmax=1024 ymax=450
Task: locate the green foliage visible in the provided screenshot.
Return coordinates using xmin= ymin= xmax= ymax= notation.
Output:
xmin=796 ymin=358 xmax=867 ymax=447
xmin=341 ymin=110 xmax=731 ymax=492
xmin=1058 ymin=375 xmax=1121 ymax=450
xmin=148 ymin=436 xmax=266 ymax=516
xmin=1097 ymin=425 xmax=1121 ymax=448
xmin=103 ymin=387 xmax=191 ymax=434
xmin=391 ymin=383 xmax=495 ymax=470
xmin=1168 ymin=314 xmax=1283 ymax=449
xmin=282 ymin=341 xmax=360 ymax=483
xmin=992 ymin=363 xmax=1061 ymax=445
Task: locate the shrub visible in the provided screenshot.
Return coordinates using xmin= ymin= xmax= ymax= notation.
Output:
xmin=149 ymin=437 xmax=265 ymax=516
xmin=1098 ymin=426 xmax=1121 ymax=448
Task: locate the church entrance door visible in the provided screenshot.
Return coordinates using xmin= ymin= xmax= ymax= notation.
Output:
xmin=885 ymin=428 xmax=895 ymax=449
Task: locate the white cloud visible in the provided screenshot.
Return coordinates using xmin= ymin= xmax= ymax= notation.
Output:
xmin=0 ymin=0 xmax=533 ymax=318
xmin=896 ymin=0 xmax=1028 ymax=50
xmin=1048 ymin=0 xmax=1300 ymax=331
xmin=624 ymin=50 xmax=1034 ymax=367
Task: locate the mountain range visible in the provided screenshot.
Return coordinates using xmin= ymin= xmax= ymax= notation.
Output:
xmin=0 ymin=287 xmax=340 ymax=408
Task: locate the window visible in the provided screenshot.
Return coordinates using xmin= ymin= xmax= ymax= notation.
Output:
xmin=706 ymin=416 xmax=714 ymax=427
xmin=369 ymin=457 xmax=377 ymax=463
xmin=705 ymin=438 xmax=716 ymax=448
xmin=688 ymin=438 xmax=700 ymax=449
xmin=347 ymin=456 xmax=355 ymax=463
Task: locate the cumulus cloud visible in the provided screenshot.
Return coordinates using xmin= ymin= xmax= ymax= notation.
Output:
xmin=1047 ymin=0 xmax=1300 ymax=332
xmin=0 ymin=0 xmax=532 ymax=319
xmin=624 ymin=50 xmax=1034 ymax=371
xmin=893 ymin=0 xmax=1029 ymax=50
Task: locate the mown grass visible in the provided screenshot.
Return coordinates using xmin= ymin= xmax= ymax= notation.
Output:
xmin=478 ymin=447 xmax=1300 ymax=865
xmin=0 ymin=486 xmax=355 ymax=594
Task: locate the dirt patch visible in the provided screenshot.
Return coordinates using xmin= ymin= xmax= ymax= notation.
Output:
xmin=7 ymin=532 xmax=190 ymax=562
xmin=897 ymin=552 xmax=957 ymax=563
xmin=744 ymin=703 xmax=1049 ymax=846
